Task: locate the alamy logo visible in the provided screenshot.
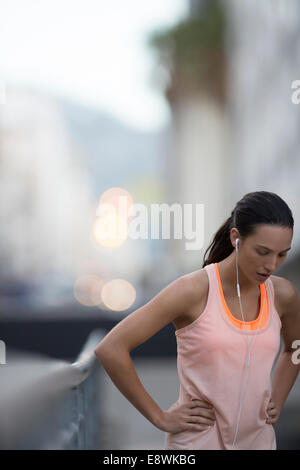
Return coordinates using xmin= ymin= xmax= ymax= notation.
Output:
xmin=291 ymin=80 xmax=300 ymax=104
xmin=0 ymin=340 xmax=6 ymax=364
xmin=291 ymin=339 xmax=300 ymax=365
xmin=95 ymin=199 xmax=205 ymax=251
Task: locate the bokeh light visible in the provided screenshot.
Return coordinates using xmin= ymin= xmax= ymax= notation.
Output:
xmin=93 ymin=188 xmax=134 ymax=248
xmin=73 ymin=274 xmax=105 ymax=307
xmin=101 ymin=279 xmax=136 ymax=311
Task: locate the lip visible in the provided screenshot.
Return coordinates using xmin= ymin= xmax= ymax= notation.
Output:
xmin=256 ymin=272 xmax=270 ymax=279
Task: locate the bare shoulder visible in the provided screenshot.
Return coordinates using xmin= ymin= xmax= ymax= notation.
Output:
xmin=172 ymin=268 xmax=209 ymax=331
xmin=270 ymin=275 xmax=299 ymax=318
xmin=162 ymin=268 xmax=208 ymax=306
xmin=179 ymin=267 xmax=209 ymax=303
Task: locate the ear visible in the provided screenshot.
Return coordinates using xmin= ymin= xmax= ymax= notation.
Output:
xmin=230 ymin=228 xmax=240 ymax=249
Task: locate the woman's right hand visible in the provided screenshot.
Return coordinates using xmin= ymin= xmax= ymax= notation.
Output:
xmin=158 ymin=399 xmax=216 ymax=434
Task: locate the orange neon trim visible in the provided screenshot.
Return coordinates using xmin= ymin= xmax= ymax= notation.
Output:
xmin=214 ymin=263 xmax=268 ymax=331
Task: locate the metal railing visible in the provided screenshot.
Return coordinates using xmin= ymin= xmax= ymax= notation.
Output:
xmin=0 ymin=329 xmax=105 ymax=450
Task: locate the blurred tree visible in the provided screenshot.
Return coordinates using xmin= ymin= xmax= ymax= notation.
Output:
xmin=148 ymin=0 xmax=226 ymax=106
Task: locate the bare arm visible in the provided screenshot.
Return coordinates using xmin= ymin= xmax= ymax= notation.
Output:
xmin=95 ymin=348 xmax=165 ymax=429
xmin=271 ymin=278 xmax=300 ymax=414
xmin=94 ymin=272 xmax=202 ymax=430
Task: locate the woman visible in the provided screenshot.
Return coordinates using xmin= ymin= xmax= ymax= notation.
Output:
xmin=94 ymin=191 xmax=300 ymax=450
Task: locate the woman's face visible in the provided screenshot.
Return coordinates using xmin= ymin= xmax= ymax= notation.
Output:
xmin=237 ymin=224 xmax=293 ymax=283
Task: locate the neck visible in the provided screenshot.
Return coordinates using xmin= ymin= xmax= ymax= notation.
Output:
xmin=218 ymin=251 xmax=258 ymax=295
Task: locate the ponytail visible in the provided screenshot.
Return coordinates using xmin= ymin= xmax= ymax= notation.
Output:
xmin=202 ymin=212 xmax=235 ymax=268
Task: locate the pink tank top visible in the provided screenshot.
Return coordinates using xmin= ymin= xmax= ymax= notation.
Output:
xmin=164 ymin=262 xmax=282 ymax=450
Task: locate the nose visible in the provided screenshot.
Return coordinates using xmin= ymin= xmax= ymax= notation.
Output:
xmin=264 ymin=257 xmax=278 ymax=273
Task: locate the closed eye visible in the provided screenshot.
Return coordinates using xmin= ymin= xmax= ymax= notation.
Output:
xmin=257 ymin=251 xmax=286 ymax=258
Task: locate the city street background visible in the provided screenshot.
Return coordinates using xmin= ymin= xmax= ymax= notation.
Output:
xmin=0 ymin=0 xmax=300 ymax=450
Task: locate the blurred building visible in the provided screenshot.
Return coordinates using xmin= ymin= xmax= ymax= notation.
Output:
xmin=150 ymin=0 xmax=300 ymax=277
xmin=150 ymin=0 xmax=231 ymax=274
xmin=0 ymin=89 xmax=94 ymax=295
xmin=226 ymin=0 xmax=300 ymax=281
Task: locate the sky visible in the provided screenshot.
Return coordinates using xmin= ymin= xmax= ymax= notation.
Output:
xmin=0 ymin=0 xmax=189 ymax=132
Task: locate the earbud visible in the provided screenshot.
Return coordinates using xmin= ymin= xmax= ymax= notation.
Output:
xmin=235 ymin=238 xmax=239 ymax=249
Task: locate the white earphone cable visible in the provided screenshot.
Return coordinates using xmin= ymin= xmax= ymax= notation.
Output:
xmin=231 ymin=238 xmax=267 ymax=449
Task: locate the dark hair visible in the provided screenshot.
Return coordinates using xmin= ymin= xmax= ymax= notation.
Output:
xmin=202 ymin=191 xmax=294 ymax=268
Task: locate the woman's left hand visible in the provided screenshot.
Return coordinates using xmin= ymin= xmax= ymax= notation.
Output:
xmin=266 ymin=398 xmax=280 ymax=426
